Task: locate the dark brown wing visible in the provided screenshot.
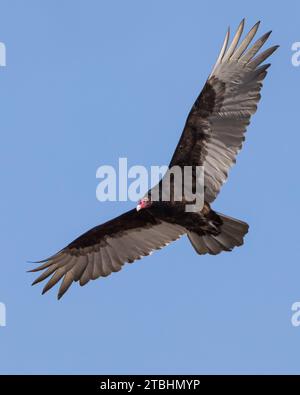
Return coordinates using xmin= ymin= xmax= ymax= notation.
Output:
xmin=169 ymin=19 xmax=278 ymax=203
xmin=30 ymin=209 xmax=186 ymax=299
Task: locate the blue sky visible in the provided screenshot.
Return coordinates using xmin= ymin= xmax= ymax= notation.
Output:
xmin=1 ymin=0 xmax=300 ymax=374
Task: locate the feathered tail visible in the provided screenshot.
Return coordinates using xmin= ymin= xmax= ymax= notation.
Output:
xmin=188 ymin=213 xmax=249 ymax=255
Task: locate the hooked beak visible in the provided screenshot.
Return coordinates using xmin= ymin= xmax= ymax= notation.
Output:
xmin=136 ymin=204 xmax=142 ymax=212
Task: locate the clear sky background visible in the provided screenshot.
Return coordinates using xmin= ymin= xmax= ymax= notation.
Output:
xmin=0 ymin=0 xmax=300 ymax=374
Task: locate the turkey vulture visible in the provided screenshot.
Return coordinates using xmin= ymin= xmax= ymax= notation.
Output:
xmin=30 ymin=19 xmax=278 ymax=299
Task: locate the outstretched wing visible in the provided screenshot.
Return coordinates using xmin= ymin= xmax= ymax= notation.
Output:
xmin=30 ymin=209 xmax=186 ymax=299
xmin=169 ymin=19 xmax=278 ymax=203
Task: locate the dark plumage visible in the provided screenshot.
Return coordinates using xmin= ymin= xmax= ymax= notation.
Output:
xmin=30 ymin=19 xmax=278 ymax=299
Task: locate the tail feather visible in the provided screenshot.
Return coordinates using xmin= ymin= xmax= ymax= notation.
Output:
xmin=188 ymin=212 xmax=249 ymax=255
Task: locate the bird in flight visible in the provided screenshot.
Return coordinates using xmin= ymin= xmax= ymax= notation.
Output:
xmin=30 ymin=19 xmax=278 ymax=299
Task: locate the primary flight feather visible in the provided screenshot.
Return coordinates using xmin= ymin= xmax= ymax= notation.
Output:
xmin=30 ymin=19 xmax=278 ymax=299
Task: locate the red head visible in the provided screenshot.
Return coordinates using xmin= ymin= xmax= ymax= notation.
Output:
xmin=136 ymin=196 xmax=151 ymax=211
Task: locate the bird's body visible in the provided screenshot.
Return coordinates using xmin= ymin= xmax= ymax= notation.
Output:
xmin=30 ymin=19 xmax=278 ymax=298
xmin=68 ymin=201 xmax=215 ymax=250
